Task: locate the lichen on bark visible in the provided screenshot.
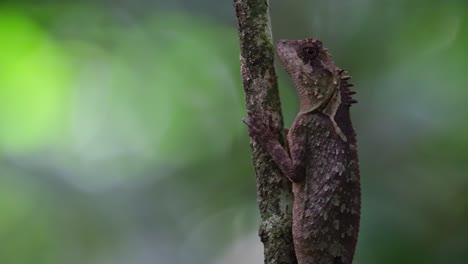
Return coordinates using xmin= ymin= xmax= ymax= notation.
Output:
xmin=233 ymin=0 xmax=297 ymax=263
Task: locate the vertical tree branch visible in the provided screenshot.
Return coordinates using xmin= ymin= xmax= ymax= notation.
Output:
xmin=233 ymin=1 xmax=297 ymax=263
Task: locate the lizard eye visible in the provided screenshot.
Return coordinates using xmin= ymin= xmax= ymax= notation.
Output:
xmin=302 ymin=47 xmax=318 ymax=59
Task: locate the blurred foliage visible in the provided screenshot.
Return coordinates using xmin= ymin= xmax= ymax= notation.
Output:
xmin=0 ymin=8 xmax=70 ymax=152
xmin=0 ymin=1 xmax=467 ymax=264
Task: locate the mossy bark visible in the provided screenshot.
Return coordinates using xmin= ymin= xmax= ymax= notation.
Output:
xmin=233 ymin=1 xmax=297 ymax=263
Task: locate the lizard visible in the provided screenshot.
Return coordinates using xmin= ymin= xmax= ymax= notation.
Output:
xmin=243 ymin=38 xmax=360 ymax=264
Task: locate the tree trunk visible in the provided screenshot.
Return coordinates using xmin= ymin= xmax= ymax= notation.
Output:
xmin=233 ymin=1 xmax=297 ymax=263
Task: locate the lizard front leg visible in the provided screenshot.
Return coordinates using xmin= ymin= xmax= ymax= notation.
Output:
xmin=243 ymin=111 xmax=306 ymax=183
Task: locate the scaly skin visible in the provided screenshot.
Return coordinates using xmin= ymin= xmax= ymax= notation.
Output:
xmin=244 ymin=38 xmax=360 ymax=264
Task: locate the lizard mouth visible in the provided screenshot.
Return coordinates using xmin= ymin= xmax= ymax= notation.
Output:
xmin=276 ymin=40 xmax=303 ymax=78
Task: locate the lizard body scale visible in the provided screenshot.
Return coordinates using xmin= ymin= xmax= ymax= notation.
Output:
xmin=244 ymin=38 xmax=361 ymax=264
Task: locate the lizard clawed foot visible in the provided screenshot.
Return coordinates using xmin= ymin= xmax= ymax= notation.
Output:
xmin=243 ymin=110 xmax=280 ymax=145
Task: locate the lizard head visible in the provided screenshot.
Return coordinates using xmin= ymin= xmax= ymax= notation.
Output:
xmin=277 ymin=38 xmax=341 ymax=114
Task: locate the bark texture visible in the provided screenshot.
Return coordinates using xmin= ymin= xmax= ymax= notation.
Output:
xmin=233 ymin=1 xmax=297 ymax=263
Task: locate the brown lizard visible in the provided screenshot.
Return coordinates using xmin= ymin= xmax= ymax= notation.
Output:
xmin=243 ymin=38 xmax=360 ymax=264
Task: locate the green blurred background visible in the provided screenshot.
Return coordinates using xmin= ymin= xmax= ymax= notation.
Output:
xmin=0 ymin=1 xmax=467 ymax=263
